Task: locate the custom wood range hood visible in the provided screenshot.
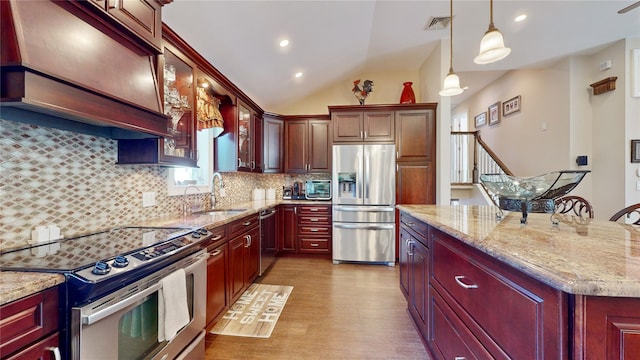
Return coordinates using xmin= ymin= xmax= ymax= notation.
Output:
xmin=0 ymin=0 xmax=170 ymax=139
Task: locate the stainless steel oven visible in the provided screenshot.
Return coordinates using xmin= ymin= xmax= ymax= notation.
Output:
xmin=71 ymin=250 xmax=207 ymax=360
xmin=0 ymin=226 xmax=213 ymax=360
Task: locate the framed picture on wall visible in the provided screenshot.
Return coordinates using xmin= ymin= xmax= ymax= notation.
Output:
xmin=503 ymin=95 xmax=521 ymax=116
xmin=488 ymin=102 xmax=501 ymax=126
xmin=474 ymin=112 xmax=487 ymax=128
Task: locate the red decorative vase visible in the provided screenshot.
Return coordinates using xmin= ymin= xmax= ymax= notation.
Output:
xmin=399 ymin=82 xmax=416 ymax=104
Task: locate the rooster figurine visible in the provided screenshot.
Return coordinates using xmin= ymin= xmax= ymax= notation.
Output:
xmin=352 ymin=79 xmax=373 ymax=105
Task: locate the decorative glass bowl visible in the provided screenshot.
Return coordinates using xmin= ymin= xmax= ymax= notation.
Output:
xmin=479 ymin=170 xmax=590 ymax=223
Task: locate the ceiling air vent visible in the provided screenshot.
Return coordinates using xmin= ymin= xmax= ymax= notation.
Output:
xmin=425 ymin=16 xmax=450 ymax=31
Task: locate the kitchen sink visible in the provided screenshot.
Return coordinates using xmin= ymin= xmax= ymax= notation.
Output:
xmin=197 ymin=209 xmax=247 ymax=216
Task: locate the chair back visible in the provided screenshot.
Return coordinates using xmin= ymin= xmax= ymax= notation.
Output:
xmin=554 ymin=196 xmax=594 ymax=219
xmin=609 ymin=203 xmax=640 ymax=224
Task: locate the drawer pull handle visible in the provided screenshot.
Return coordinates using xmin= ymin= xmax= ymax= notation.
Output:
xmin=407 ymin=222 xmax=415 ymax=227
xmin=309 ymin=228 xmax=319 ymax=232
xmin=209 ymin=249 xmax=222 ymax=257
xmin=310 ymin=243 xmax=319 ymax=247
xmin=211 ymin=234 xmax=223 ymax=241
xmin=454 ymin=357 xmax=466 ymax=360
xmin=46 ymin=347 xmax=61 ymax=360
xmin=310 ymin=208 xmax=319 ymax=212
xmin=454 ymin=275 xmax=478 ymax=289
xmin=242 ymin=221 xmax=251 ymax=226
xmin=310 ymin=218 xmax=319 ymax=222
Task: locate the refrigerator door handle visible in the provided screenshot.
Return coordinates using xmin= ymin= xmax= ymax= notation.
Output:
xmin=357 ymin=150 xmax=363 ymax=199
xmin=333 ymin=206 xmax=394 ymax=212
xmin=334 ymin=223 xmax=395 ymax=230
xmin=364 ymin=149 xmax=370 ymax=200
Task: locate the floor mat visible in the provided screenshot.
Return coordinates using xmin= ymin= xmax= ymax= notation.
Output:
xmin=210 ymin=283 xmax=293 ymax=338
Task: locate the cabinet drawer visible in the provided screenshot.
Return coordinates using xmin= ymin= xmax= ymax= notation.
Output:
xmin=299 ymin=237 xmax=330 ymax=252
xmin=202 ymin=225 xmax=227 ymax=250
xmin=432 ymin=232 xmax=562 ymax=358
xmin=228 ymin=214 xmax=259 ymax=239
xmin=4 ymin=332 xmax=59 ymax=360
xmin=430 ymin=288 xmax=488 ymax=360
xmin=298 ymin=225 xmax=331 ymax=236
xmin=298 ymin=205 xmax=331 ymax=216
xmin=0 ymin=287 xmax=59 ymax=357
xmin=400 ymin=213 xmax=428 ymax=244
xmin=299 ymin=214 xmax=331 ymax=226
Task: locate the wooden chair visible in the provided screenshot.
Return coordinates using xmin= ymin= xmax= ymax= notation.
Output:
xmin=609 ymin=203 xmax=640 ymax=225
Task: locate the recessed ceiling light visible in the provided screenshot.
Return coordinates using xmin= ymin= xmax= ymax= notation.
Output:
xmin=295 ymin=72 xmax=303 ymax=78
xmin=280 ymin=39 xmax=289 ymax=47
xmin=515 ymin=14 xmax=527 ymax=22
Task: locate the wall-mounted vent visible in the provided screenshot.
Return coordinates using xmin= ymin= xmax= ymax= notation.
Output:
xmin=425 ymin=16 xmax=450 ymax=31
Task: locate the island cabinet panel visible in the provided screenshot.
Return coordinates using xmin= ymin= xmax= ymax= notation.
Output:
xmin=399 ymin=212 xmax=430 ymax=340
xmin=430 ymin=229 xmax=568 ymax=359
xmin=574 ymin=295 xmax=640 ymax=359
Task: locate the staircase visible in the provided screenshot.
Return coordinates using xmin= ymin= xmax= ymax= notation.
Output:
xmin=450 ymin=131 xmax=513 ymax=205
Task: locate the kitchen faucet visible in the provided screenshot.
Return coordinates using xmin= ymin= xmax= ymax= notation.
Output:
xmin=210 ymin=172 xmax=224 ymax=209
xmin=183 ymin=185 xmax=200 ymax=216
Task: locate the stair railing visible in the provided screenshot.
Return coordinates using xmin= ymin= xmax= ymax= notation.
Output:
xmin=451 ymin=131 xmax=513 ymax=185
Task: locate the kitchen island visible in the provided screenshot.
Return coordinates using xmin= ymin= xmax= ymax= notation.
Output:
xmin=397 ymin=205 xmax=640 ymax=360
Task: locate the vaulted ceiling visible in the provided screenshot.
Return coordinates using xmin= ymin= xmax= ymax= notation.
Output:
xmin=163 ymin=1 xmax=640 ymax=111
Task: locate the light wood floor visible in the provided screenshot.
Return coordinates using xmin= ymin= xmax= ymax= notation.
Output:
xmin=204 ymin=256 xmax=431 ymax=359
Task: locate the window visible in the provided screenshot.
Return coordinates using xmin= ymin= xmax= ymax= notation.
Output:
xmin=167 ymin=129 xmax=213 ymax=196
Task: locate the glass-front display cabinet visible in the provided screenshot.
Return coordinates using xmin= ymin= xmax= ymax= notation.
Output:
xmin=160 ymin=46 xmax=195 ymax=164
xmin=116 ymin=43 xmax=197 ymax=167
xmin=237 ymin=102 xmax=252 ymax=171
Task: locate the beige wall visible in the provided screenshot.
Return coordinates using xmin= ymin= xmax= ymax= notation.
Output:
xmin=455 ymin=38 xmax=640 ymax=220
xmin=270 ymin=70 xmax=421 ymax=115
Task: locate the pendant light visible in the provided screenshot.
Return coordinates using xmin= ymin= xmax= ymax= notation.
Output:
xmin=439 ymin=0 xmax=464 ymax=97
xmin=474 ymin=0 xmax=511 ymax=64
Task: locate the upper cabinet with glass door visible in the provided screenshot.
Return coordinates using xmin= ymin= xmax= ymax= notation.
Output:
xmin=215 ymin=99 xmax=262 ymax=172
xmin=117 ymin=39 xmax=197 ymax=167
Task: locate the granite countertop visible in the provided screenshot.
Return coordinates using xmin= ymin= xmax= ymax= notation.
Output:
xmin=397 ymin=204 xmax=640 ymax=298
xmin=0 ymin=272 xmax=65 ymax=305
xmin=0 ymin=199 xmax=330 ymax=305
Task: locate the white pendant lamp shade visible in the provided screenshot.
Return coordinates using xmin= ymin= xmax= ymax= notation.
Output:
xmin=439 ymin=0 xmax=464 ymax=97
xmin=474 ymin=25 xmax=511 ymax=64
xmin=474 ymin=0 xmax=511 ymax=64
xmin=439 ymin=69 xmax=464 ymax=96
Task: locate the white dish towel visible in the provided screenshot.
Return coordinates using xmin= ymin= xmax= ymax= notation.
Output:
xmin=158 ymin=268 xmax=190 ymax=342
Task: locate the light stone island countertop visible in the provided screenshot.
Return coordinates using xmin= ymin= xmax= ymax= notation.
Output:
xmin=0 ymin=199 xmax=329 ymax=306
xmin=397 ymin=204 xmax=640 ymax=298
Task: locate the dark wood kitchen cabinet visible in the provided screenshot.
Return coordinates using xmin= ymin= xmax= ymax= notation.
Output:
xmin=228 ymin=214 xmax=260 ymax=303
xmin=399 ymin=212 xmax=430 ymax=341
xmin=573 ymin=295 xmax=640 ymax=359
xmin=277 ymin=204 xmax=331 ymax=254
xmin=279 ymin=205 xmax=298 ymax=253
xmin=284 ymin=115 xmax=332 ymax=174
xmin=297 ymin=205 xmax=332 ymax=254
xmin=82 ymin=0 xmax=165 ymax=52
xmin=0 ymin=286 xmax=60 ymax=360
xmin=429 ymin=224 xmax=566 ymax=359
xmin=329 ymin=107 xmax=395 ymax=143
xmin=202 ymin=226 xmax=228 ymax=330
xmin=259 ymin=113 xmax=284 ymax=173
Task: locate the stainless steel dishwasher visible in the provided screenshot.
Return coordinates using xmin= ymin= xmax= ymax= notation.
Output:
xmin=259 ymin=207 xmax=277 ymax=275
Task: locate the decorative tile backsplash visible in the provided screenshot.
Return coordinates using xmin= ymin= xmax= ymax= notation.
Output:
xmin=0 ymin=118 xmax=329 ymax=250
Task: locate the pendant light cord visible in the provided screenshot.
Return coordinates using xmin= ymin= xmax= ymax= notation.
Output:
xmin=488 ymin=0 xmax=496 ymax=31
xmin=449 ymin=0 xmax=453 ymax=72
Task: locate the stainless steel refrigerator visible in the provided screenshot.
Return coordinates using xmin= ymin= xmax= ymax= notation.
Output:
xmin=332 ymin=144 xmax=396 ymax=266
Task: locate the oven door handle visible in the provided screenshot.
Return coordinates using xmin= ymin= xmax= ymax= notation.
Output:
xmin=82 ymin=252 xmax=208 ymax=325
xmin=82 ymin=282 xmax=162 ymax=325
